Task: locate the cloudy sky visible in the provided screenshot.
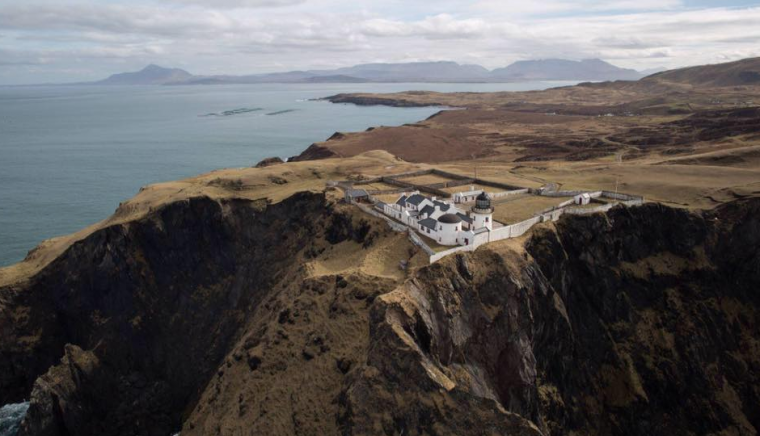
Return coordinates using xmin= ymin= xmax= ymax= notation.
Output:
xmin=1 ymin=0 xmax=759 ymax=84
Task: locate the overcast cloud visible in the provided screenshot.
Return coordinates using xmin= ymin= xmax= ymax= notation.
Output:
xmin=0 ymin=0 xmax=758 ymax=84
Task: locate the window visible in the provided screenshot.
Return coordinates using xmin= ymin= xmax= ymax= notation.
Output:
xmin=486 ymin=217 xmax=490 ymax=222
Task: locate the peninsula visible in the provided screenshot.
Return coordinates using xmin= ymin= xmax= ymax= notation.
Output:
xmin=1 ymin=56 xmax=759 ymax=436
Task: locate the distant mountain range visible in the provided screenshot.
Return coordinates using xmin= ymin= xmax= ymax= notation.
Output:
xmin=94 ymin=64 xmax=194 ymax=85
xmin=491 ymin=59 xmax=642 ymax=81
xmin=91 ymin=59 xmax=649 ymax=86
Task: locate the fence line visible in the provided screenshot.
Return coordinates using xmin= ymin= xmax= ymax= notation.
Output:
xmin=349 ymin=186 xmax=645 ymax=265
xmin=408 ymin=231 xmax=436 ymax=256
xmin=491 ymin=188 xmax=530 ymax=199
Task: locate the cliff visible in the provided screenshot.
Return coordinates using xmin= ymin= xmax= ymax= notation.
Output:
xmin=2 ymin=191 xmax=414 ymax=435
xmin=2 ymin=178 xmax=759 ymax=434
xmin=340 ymin=200 xmax=760 ymax=435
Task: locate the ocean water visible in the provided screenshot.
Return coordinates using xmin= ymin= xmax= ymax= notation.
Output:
xmin=0 ymin=402 xmax=28 ymax=436
xmin=0 ymin=81 xmax=575 ymax=267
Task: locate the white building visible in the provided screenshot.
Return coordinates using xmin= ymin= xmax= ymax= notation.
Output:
xmin=382 ymin=191 xmax=494 ymax=247
xmin=452 ymin=186 xmax=483 ymax=204
xmin=574 ymin=193 xmax=591 ymax=205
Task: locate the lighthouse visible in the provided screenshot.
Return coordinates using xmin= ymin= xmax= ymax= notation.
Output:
xmin=471 ymin=192 xmax=494 ymax=231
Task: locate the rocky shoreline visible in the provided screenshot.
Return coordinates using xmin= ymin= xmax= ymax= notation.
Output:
xmin=323 ymin=93 xmax=443 ymax=108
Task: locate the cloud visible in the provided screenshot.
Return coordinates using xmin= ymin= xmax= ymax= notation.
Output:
xmin=1 ymin=0 xmax=759 ymax=84
xmin=472 ymin=0 xmax=683 ymax=16
xmin=159 ymin=0 xmax=306 ymax=8
xmin=361 ymin=14 xmax=494 ymax=40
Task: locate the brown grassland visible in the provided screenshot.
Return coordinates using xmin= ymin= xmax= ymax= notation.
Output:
xmin=3 ymin=58 xmax=760 ymax=287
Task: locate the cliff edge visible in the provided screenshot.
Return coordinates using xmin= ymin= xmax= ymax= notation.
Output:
xmin=1 ymin=173 xmax=758 ymax=435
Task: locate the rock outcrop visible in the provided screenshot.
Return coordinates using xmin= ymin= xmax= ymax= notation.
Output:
xmin=2 ymin=193 xmax=759 ymax=435
xmin=343 ymin=200 xmax=759 ymax=435
xmin=325 ymin=94 xmax=441 ymax=108
xmin=254 ymin=157 xmax=285 ymax=168
xmin=289 ymin=143 xmax=338 ymax=162
xmin=1 ymin=192 xmax=388 ymax=436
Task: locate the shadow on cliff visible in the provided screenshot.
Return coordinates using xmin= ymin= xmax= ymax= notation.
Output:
xmin=340 ymin=199 xmax=760 ymax=436
xmin=2 ymin=194 xmax=759 ymax=435
xmin=0 ymin=192 xmax=380 ymax=436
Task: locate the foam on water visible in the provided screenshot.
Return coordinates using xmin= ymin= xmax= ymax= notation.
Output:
xmin=0 ymin=402 xmax=29 ymax=436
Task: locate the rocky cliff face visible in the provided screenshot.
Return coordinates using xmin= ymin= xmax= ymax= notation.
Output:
xmin=345 ymin=200 xmax=759 ymax=435
xmin=1 ymin=193 xmax=759 ymax=435
xmin=0 ymin=192 xmax=389 ymax=436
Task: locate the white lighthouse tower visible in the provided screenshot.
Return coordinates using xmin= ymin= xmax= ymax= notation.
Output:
xmin=471 ymin=192 xmax=494 ymax=231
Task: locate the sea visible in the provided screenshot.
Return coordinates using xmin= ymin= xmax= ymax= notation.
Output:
xmin=0 ymin=81 xmax=575 ymax=270
xmin=0 ymin=403 xmax=28 ymax=436
xmin=0 ymin=80 xmax=577 ymax=433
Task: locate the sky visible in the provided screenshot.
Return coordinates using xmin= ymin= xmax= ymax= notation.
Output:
xmin=0 ymin=0 xmax=759 ymax=84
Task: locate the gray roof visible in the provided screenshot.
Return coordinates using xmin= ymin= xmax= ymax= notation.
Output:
xmin=419 ymin=218 xmax=438 ymax=230
xmin=420 ymin=205 xmax=435 ymax=216
xmin=395 ymin=195 xmax=407 ymax=206
xmin=406 ymin=194 xmax=426 ymax=206
xmin=433 ymin=200 xmax=451 ymax=212
xmin=456 ymin=213 xmax=473 ymax=224
xmin=346 ymin=189 xmax=368 ymax=198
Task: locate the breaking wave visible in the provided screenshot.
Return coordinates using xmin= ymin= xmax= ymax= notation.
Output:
xmin=0 ymin=402 xmax=29 ymax=436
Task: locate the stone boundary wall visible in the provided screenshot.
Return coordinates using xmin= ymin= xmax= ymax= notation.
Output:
xmin=345 ymin=178 xmax=644 ymax=265
xmin=366 ymin=188 xmax=409 ymax=195
xmin=540 ymin=209 xmax=565 ymax=222
xmin=601 ymin=191 xmax=642 ymax=202
xmin=343 ymin=169 xmax=528 ymax=201
xmin=353 ymin=202 xmax=408 ymax=232
xmin=491 ymin=188 xmax=530 ymax=199
xmin=475 ymin=179 xmax=525 ymax=191
xmin=429 ymin=169 xmax=472 ymax=181
xmin=536 ymin=190 xmax=585 ymax=197
xmin=382 ymin=178 xmax=451 ymax=197
xmin=426 ymin=193 xmax=644 ymax=264
xmin=429 ymin=215 xmax=545 ymax=262
xmin=408 ymin=232 xmax=437 ymax=256
xmin=352 ymin=177 xmax=382 ymax=185
xmin=425 ymin=179 xmax=477 ymax=190
xmin=562 ymin=204 xmax=615 ymax=215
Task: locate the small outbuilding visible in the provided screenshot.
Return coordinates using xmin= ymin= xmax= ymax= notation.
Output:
xmin=453 ymin=186 xmax=484 ymax=204
xmin=345 ymin=189 xmax=370 ymax=203
xmin=574 ymin=193 xmax=591 ymax=205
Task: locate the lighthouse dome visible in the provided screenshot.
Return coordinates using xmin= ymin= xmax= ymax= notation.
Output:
xmin=474 ymin=192 xmax=492 ymax=211
xmin=438 ymin=213 xmax=462 ymax=224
